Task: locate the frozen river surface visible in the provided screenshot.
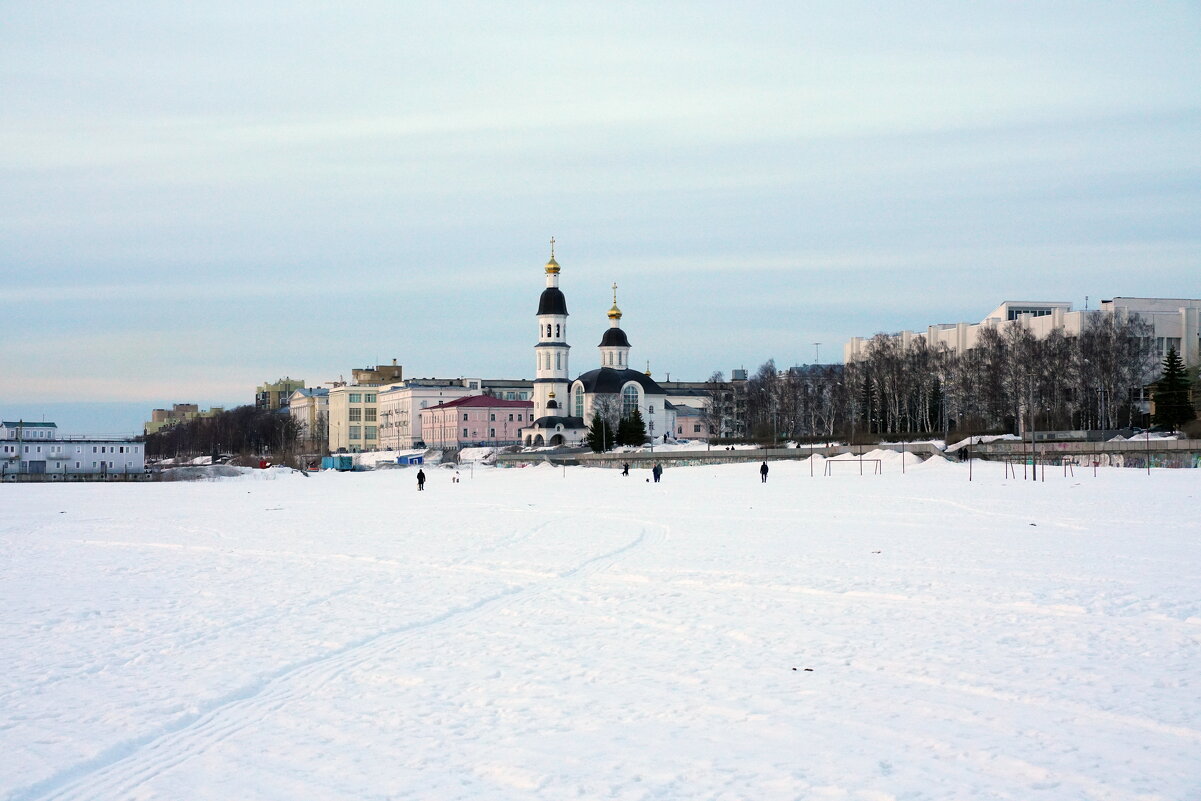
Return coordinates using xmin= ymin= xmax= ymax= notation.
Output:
xmin=2 ymin=455 xmax=1199 ymax=800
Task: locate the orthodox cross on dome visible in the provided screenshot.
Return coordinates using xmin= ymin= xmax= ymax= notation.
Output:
xmin=612 ymin=282 xmax=618 ymax=304
xmin=550 ymin=236 xmax=556 ymax=259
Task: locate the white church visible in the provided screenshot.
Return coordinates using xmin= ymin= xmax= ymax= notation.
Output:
xmin=521 ymin=243 xmax=674 ymax=448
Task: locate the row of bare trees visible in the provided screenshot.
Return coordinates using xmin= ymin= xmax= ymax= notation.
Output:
xmin=143 ymin=405 xmax=302 ymax=461
xmin=739 ymin=314 xmax=1158 ymax=442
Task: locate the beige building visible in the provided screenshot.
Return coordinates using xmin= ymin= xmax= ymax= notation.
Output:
xmin=144 ymin=403 xmax=224 ymax=435
xmin=288 ymin=388 xmax=329 ymax=452
xmin=845 ymin=297 xmax=1201 ymax=366
xmin=327 ymin=386 xmax=383 ymax=453
xmin=256 ymin=377 xmax=306 ymax=411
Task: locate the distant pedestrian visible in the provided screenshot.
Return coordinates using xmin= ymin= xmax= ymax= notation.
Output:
xmin=622 ymin=462 xmax=630 ymax=476
xmin=652 ymin=463 xmax=663 ymax=483
xmin=416 ymin=469 xmax=426 ymax=491
xmin=760 ymin=461 xmax=769 ymax=483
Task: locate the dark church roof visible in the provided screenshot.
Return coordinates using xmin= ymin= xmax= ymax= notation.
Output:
xmin=598 ymin=327 xmax=630 ymax=347
xmin=574 ymin=367 xmax=664 ymax=395
xmin=528 ymin=415 xmax=586 ymax=429
xmin=537 ymin=287 xmax=568 ymax=316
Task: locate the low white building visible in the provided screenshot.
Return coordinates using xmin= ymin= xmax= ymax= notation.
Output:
xmin=845 ymin=297 xmax=1201 ymax=365
xmin=1 ymin=421 xmax=145 ymax=478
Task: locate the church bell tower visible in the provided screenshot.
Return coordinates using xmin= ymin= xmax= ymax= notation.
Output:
xmin=533 ymin=239 xmax=571 ymax=419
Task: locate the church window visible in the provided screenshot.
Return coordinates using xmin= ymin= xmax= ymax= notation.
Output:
xmin=574 ymin=389 xmax=584 ymax=418
xmin=555 ymin=352 xmax=561 ymax=369
xmin=618 ymin=352 xmax=623 ymax=366
xmin=555 ymin=324 xmax=560 ymax=337
xmin=622 ymin=385 xmax=639 ymax=417
xmin=547 ymin=324 xmax=552 ymax=337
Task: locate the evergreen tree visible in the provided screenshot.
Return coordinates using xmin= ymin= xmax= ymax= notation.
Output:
xmin=1151 ymin=346 xmax=1195 ymax=431
xmin=584 ymin=412 xmax=611 ymax=452
xmin=618 ymin=408 xmax=647 ymax=446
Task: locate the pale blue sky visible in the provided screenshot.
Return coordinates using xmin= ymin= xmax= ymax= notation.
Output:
xmin=2 ymin=2 xmax=1198 ymax=433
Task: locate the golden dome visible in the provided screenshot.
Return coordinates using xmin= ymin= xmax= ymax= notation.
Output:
xmin=548 ymin=390 xmax=556 ymax=399
xmin=607 ymin=303 xmax=622 ymax=320
xmin=545 ymin=257 xmax=560 ymax=275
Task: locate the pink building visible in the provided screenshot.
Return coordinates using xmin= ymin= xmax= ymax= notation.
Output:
xmin=420 ymin=396 xmax=535 ymax=449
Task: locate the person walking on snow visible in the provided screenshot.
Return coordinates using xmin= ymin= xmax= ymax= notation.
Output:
xmin=760 ymin=461 xmax=769 ymax=483
xmin=416 ymin=469 xmax=426 ymax=491
xmin=622 ymin=462 xmax=630 ymax=476
xmin=652 ymin=463 xmax=663 ymax=483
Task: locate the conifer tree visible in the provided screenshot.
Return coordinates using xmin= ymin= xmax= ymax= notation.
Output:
xmin=618 ymin=408 xmax=647 ymax=446
xmin=1151 ymin=346 xmax=1195 ymax=431
xmin=584 ymin=412 xmax=611 ymax=452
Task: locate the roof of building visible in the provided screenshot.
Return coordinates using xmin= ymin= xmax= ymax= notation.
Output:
xmin=573 ymin=367 xmax=665 ymax=395
xmin=527 ymin=415 xmax=587 ymax=429
xmin=537 ymin=286 xmax=568 ymax=316
xmin=425 ymin=395 xmax=534 ymax=411
xmin=292 ymin=387 xmax=329 ymax=397
xmin=598 ymin=327 xmax=631 ymax=347
xmin=1 ymin=421 xmax=57 ymax=428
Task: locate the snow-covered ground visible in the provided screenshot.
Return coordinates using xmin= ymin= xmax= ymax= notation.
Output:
xmin=2 ymin=455 xmax=1199 ymax=801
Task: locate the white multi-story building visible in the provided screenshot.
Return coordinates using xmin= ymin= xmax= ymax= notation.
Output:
xmin=377 ymin=379 xmax=481 ymax=450
xmin=1 ymin=421 xmax=145 ymax=478
xmin=845 ymin=297 xmax=1201 ymax=365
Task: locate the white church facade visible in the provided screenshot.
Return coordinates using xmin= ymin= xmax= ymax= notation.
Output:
xmin=520 ymin=244 xmax=674 ymax=448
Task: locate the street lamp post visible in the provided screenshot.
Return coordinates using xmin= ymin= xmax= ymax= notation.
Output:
xmin=648 ymin=404 xmax=655 ymax=453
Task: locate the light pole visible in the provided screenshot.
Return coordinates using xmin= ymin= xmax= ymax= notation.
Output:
xmin=648 ymin=404 xmax=655 ymax=453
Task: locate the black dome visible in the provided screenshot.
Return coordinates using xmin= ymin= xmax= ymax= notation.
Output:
xmin=574 ymin=367 xmax=663 ymax=395
xmin=598 ymin=327 xmax=630 ymax=347
xmin=537 ymin=287 xmax=568 ymax=316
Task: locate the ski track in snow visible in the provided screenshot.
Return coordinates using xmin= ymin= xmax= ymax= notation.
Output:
xmin=7 ymin=513 xmax=668 ymax=801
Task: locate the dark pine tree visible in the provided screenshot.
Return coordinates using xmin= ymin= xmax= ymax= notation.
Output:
xmin=1151 ymin=346 xmax=1195 ymax=431
xmin=584 ymin=412 xmax=610 ymax=453
xmin=617 ymin=408 xmax=647 ymax=446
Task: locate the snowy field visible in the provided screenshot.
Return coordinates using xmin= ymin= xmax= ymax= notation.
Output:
xmin=2 ymin=454 xmax=1199 ymax=801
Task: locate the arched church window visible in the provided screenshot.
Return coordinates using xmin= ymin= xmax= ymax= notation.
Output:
xmin=555 ymin=324 xmax=560 ymax=338
xmin=546 ymin=324 xmax=552 ymax=337
xmin=574 ymin=388 xmax=584 ymax=417
xmin=622 ymin=385 xmax=639 ymax=417
xmin=618 ymin=352 xmax=623 ymax=366
xmin=555 ymin=352 xmax=561 ymax=369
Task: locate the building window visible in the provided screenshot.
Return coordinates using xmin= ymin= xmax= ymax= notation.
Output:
xmin=622 ymin=385 xmax=639 ymax=417
xmin=490 ymin=428 xmax=495 ymax=437
xmin=365 ymin=408 xmax=377 ymax=422
xmin=365 ymin=426 xmax=377 ymax=440
xmin=349 ymin=426 xmax=361 ymax=439
xmin=349 ymin=408 xmax=362 ymax=421
xmin=546 ymin=324 xmax=552 ymax=337
xmin=556 ymin=352 xmax=561 ymax=369
xmin=555 ymin=324 xmax=560 ymax=337
xmin=574 ymin=390 xmax=584 ymax=418
xmin=462 ymin=428 xmax=468 ymax=437
xmin=365 ymin=394 xmax=376 ymax=402
xmin=349 ymin=393 xmax=362 ymax=403
xmin=462 ymin=413 xmax=469 ymax=421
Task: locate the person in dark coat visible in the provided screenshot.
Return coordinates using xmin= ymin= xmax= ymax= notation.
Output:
xmin=416 ymin=469 xmax=426 ymax=491
xmin=622 ymin=462 xmax=630 ymax=476
xmin=760 ymin=461 xmax=769 ymax=483
xmin=652 ymin=463 xmax=663 ymax=483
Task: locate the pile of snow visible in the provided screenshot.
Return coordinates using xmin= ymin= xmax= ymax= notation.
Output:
xmin=4 ymin=460 xmax=1199 ymax=799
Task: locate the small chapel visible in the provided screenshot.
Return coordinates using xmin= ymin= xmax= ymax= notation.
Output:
xmin=521 ymin=243 xmax=674 ymax=448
